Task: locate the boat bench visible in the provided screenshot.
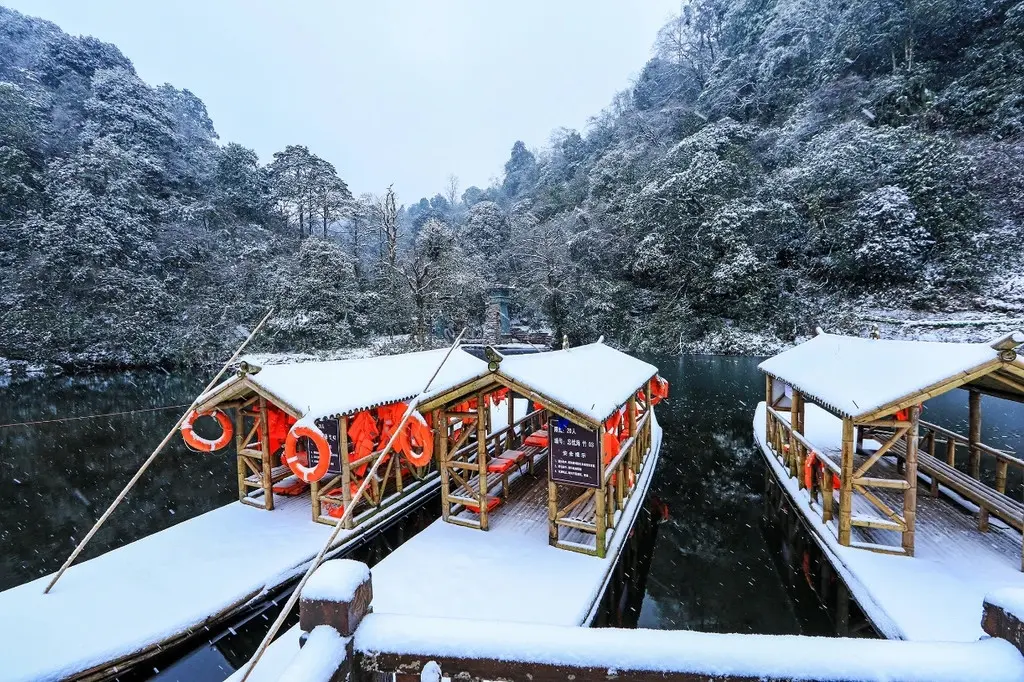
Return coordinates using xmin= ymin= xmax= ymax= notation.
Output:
xmin=917 ymin=451 xmax=1024 ymax=532
xmin=880 ymin=434 xmax=1024 ymax=534
xmin=244 ymin=464 xmax=292 ymax=488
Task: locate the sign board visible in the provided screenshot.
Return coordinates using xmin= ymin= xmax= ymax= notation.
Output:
xmin=307 ymin=417 xmax=343 ymax=475
xmin=549 ymin=419 xmax=601 ymax=488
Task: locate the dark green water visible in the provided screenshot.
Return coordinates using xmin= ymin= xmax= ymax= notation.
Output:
xmin=2 ymin=356 xmax=1022 ymax=644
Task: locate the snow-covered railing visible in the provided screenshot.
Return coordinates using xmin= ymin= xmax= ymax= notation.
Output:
xmin=355 ymin=613 xmax=1024 ymax=682
xmin=282 ymin=559 xmax=1024 ymax=682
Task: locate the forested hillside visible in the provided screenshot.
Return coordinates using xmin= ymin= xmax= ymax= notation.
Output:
xmin=435 ymin=0 xmax=1024 ymax=353
xmin=2 ymin=2 xmax=1023 ymax=368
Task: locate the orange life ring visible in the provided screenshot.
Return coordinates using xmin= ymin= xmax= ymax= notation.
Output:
xmin=181 ymin=409 xmax=233 ymax=452
xmin=804 ymin=452 xmax=840 ymax=490
xmin=283 ymin=424 xmax=332 ymax=483
xmin=405 ymin=416 xmax=434 ymax=467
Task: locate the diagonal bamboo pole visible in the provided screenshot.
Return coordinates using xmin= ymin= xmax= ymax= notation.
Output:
xmin=44 ymin=309 xmax=275 ymax=594
xmin=239 ymin=328 xmax=467 ymax=682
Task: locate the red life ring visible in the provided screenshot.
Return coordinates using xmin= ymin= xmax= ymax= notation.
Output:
xmin=804 ymin=451 xmax=840 ymax=490
xmin=283 ymin=424 xmax=332 ymax=483
xmin=405 ymin=416 xmax=434 ymax=467
xmin=181 ymin=409 xmax=233 ymax=452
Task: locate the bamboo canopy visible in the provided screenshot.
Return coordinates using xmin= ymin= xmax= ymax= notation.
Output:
xmin=759 ymin=330 xmax=1024 ymax=422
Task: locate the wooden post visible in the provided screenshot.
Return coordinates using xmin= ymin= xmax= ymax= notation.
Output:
xmin=438 ymin=409 xmax=450 ymax=522
xmin=259 ymin=397 xmax=274 ymax=511
xmin=902 ymin=405 xmax=919 ymax=555
xmin=996 ymin=459 xmax=1009 ymax=496
xmin=595 ymin=426 xmax=608 ymax=558
xmin=838 ymin=418 xmax=854 ymax=546
xmin=969 ymin=390 xmax=982 ymax=479
xmin=477 ymin=392 xmax=489 ymax=531
xmin=548 ymin=480 xmax=558 ymax=546
xmin=506 ymin=392 xmax=515 ymax=450
xmin=927 ymin=431 xmax=939 ymax=497
xmin=946 ymin=436 xmax=957 ymax=467
xmin=340 ymin=415 xmax=354 ymax=529
xmin=969 ymin=390 xmax=988 ymax=530
xmin=628 ymin=394 xmax=638 ymax=475
xmin=765 ymin=376 xmax=773 ymax=445
xmin=821 ymin=463 xmax=833 ymax=522
xmin=792 ymin=391 xmax=804 ymax=488
xmin=235 ymin=407 xmax=246 ymax=503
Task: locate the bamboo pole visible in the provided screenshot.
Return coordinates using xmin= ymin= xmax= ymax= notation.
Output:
xmin=238 ymin=328 xmax=466 ymax=682
xmin=838 ymin=418 xmax=854 ymax=546
xmin=259 ymin=396 xmax=273 ymax=510
xmin=969 ymin=390 xmax=982 ymax=479
xmin=44 ymin=308 xmax=274 ymax=594
xmin=476 ymin=390 xmax=489 ymax=531
xmin=902 ymin=405 xmax=919 ymax=555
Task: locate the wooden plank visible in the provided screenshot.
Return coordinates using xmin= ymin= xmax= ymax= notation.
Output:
xmin=854 ymin=477 xmax=910 ymax=490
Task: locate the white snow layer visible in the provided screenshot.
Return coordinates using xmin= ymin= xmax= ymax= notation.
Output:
xmin=277 ymin=626 xmax=349 ymax=682
xmin=354 ymin=613 xmax=1024 ymax=682
xmin=987 ymin=587 xmax=1024 ymax=622
xmin=754 ymin=402 xmax=1024 ymax=642
xmin=0 ymin=497 xmax=331 ymax=682
xmin=758 ymin=331 xmax=1008 ymax=419
xmin=497 ymin=341 xmax=657 ymax=423
xmin=0 ymin=479 xmax=439 ymax=682
xmin=202 ymin=347 xmax=487 ymax=421
xmin=303 ymin=559 xmax=370 ymax=603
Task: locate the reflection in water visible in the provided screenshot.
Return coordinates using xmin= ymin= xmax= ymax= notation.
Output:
xmin=3 ymin=357 xmax=1022 ymax=676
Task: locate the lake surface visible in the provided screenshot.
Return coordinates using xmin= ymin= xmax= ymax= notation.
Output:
xmin=2 ymin=355 xmax=1023 ymax=653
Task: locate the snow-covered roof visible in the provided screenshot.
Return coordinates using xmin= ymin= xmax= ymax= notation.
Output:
xmin=497 ymin=342 xmax=658 ymax=424
xmin=198 ymin=348 xmax=487 ymax=421
xmin=758 ymin=332 xmax=1019 ymax=420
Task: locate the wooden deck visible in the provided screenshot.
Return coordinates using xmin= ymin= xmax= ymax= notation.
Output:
xmin=756 ymin=402 xmax=1024 ymax=642
xmin=453 ymin=460 xmax=599 ymax=549
xmin=369 ymin=413 xmax=663 ymax=626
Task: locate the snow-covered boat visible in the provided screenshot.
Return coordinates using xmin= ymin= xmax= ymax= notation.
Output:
xmin=754 ymin=330 xmax=1024 ymax=642
xmin=0 ymin=347 xmax=501 ymax=682
xmin=226 ymin=341 xmax=668 ymax=681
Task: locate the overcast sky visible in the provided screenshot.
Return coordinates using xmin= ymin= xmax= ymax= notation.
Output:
xmin=7 ymin=1 xmax=677 ymax=201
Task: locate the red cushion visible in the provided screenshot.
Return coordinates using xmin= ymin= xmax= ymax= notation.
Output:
xmin=487 ymin=458 xmax=517 ymax=474
xmin=525 ymin=433 xmax=548 ymax=447
xmin=465 ymin=496 xmax=502 ymax=514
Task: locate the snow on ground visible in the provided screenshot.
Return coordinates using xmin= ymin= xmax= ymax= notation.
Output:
xmin=303 ymin=559 xmax=370 ymax=603
xmin=354 ymin=613 xmax=1024 ymax=682
xmin=754 ymin=403 xmax=1024 ymax=642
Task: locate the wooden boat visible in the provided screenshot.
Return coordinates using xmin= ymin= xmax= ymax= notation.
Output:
xmin=226 ymin=341 xmax=668 ymax=681
xmin=754 ymin=330 xmax=1024 ymax=641
xmin=0 ymin=347 xmax=497 ymax=682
